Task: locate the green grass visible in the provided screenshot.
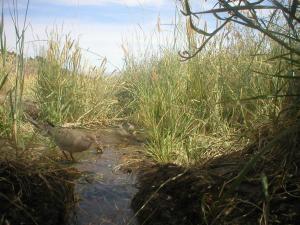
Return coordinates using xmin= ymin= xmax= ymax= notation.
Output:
xmin=0 ymin=2 xmax=29 ymax=154
xmin=34 ymin=32 xmax=121 ymax=126
xmin=119 ymin=26 xmax=286 ymax=165
xmin=0 ymin=4 xmax=291 ymax=166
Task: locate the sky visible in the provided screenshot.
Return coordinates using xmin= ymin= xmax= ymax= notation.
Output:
xmin=3 ymin=0 xmax=180 ymax=72
xmin=3 ymin=1 xmax=275 ymax=72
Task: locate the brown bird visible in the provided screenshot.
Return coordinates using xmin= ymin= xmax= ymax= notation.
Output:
xmin=27 ymin=116 xmax=102 ymax=161
xmin=45 ymin=123 xmax=103 ymax=161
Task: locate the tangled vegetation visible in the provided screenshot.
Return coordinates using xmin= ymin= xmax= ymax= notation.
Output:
xmin=0 ymin=0 xmax=299 ymax=225
xmin=129 ymin=1 xmax=300 ymax=224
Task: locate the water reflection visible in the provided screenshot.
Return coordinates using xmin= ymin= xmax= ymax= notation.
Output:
xmin=68 ymin=146 xmax=139 ymax=225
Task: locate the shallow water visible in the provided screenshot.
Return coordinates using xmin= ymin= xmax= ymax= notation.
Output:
xmin=67 ymin=129 xmax=142 ymax=225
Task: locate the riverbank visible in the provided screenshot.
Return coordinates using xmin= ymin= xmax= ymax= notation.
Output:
xmin=0 ymin=160 xmax=77 ymax=225
xmin=0 ymin=126 xmax=149 ymax=225
xmin=131 ymin=122 xmax=300 ymax=225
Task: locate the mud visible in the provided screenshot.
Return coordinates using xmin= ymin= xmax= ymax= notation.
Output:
xmin=0 ymin=126 xmax=148 ymax=225
xmin=0 ymin=160 xmax=77 ymax=225
xmin=131 ymin=137 xmax=300 ymax=225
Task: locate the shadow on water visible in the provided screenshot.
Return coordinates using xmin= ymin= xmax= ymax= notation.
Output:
xmin=67 ymin=128 xmax=144 ymax=225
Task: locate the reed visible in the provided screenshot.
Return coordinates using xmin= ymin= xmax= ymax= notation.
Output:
xmin=120 ymin=24 xmax=285 ymax=164
xmin=0 ymin=1 xmax=30 ymax=156
xmin=34 ymin=31 xmax=121 ymax=126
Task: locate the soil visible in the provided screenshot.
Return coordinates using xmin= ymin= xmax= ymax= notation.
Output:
xmin=131 ymin=130 xmax=300 ymax=225
xmin=0 ymin=126 xmax=149 ymax=225
xmin=0 ymin=160 xmax=78 ymax=225
xmin=1 ymin=123 xmax=299 ymax=225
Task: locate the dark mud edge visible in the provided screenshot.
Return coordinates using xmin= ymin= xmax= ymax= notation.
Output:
xmin=0 ymin=160 xmax=79 ymax=225
xmin=131 ymin=126 xmax=300 ymax=225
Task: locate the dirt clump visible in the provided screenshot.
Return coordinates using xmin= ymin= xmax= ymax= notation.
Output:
xmin=0 ymin=160 xmax=78 ymax=225
xmin=132 ymin=123 xmax=300 ymax=225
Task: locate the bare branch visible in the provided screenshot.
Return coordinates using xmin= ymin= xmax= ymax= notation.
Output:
xmin=178 ymin=0 xmax=300 ymax=60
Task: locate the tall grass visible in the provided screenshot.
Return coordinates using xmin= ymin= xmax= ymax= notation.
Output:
xmin=0 ymin=1 xmax=29 ymax=155
xmin=0 ymin=6 xmax=10 ymax=138
xmin=35 ymin=32 xmax=120 ymax=126
xmin=120 ymin=25 xmax=285 ymax=165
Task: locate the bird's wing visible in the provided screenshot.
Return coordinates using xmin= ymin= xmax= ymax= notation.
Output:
xmin=52 ymin=129 xmax=95 ymax=152
xmin=51 ymin=129 xmax=77 ymax=150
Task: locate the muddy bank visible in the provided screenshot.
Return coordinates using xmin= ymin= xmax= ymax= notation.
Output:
xmin=0 ymin=123 xmax=148 ymax=225
xmin=131 ymin=127 xmax=300 ymax=225
xmin=5 ymin=122 xmax=299 ymax=225
xmin=0 ymin=160 xmax=77 ymax=225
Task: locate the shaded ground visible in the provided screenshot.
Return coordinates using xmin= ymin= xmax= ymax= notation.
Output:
xmin=0 ymin=126 xmax=149 ymax=225
xmin=131 ymin=125 xmax=300 ymax=225
xmin=3 ymin=121 xmax=299 ymax=225
xmin=0 ymin=160 xmax=77 ymax=225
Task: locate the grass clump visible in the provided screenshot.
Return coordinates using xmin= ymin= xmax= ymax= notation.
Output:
xmin=132 ymin=121 xmax=300 ymax=225
xmin=35 ymin=32 xmax=120 ymax=126
xmin=122 ymin=52 xmax=196 ymax=163
xmin=120 ymin=26 xmax=286 ymax=165
xmin=131 ymin=1 xmax=300 ymax=224
xmin=0 ymin=1 xmax=31 ymax=154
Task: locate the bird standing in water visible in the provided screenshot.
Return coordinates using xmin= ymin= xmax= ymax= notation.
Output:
xmin=26 ymin=116 xmax=102 ymax=161
xmin=44 ymin=122 xmax=103 ymax=161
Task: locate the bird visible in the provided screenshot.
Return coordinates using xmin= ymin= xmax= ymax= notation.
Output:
xmin=26 ymin=116 xmax=103 ymax=161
